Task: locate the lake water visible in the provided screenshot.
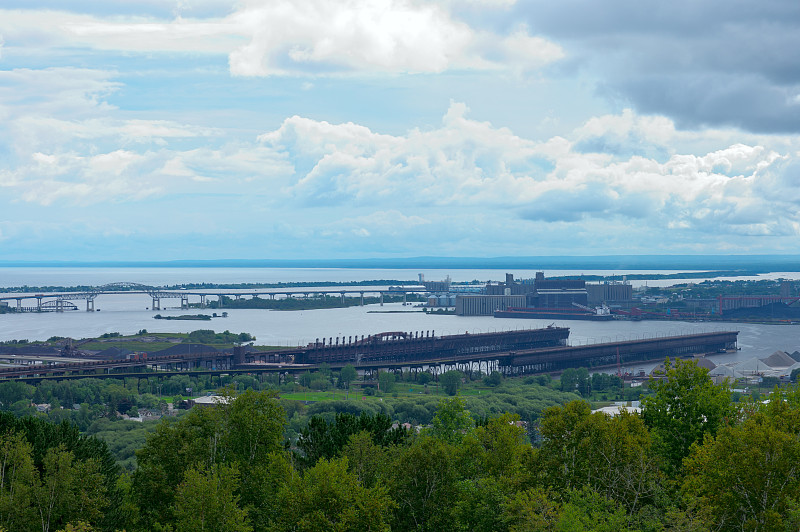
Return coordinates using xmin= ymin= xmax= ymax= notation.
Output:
xmin=1 ymin=267 xmax=800 ymax=370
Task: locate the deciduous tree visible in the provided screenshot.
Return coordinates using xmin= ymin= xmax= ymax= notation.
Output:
xmin=0 ymin=431 xmax=37 ymax=532
xmin=440 ymin=370 xmax=463 ymax=396
xmin=172 ymin=464 xmax=252 ymax=532
xmin=683 ymin=412 xmax=800 ymax=531
xmin=641 ymin=358 xmax=733 ymax=475
xmin=274 ymin=457 xmax=396 ymax=531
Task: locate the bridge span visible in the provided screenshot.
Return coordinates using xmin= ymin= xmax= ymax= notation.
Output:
xmin=0 ymin=328 xmax=737 ymax=382
xmin=0 ymin=282 xmax=429 ymax=312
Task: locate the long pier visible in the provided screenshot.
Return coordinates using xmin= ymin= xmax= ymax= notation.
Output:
xmin=0 ymin=328 xmax=737 ymax=382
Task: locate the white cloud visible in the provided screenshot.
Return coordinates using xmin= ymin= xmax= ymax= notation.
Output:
xmin=0 ymin=9 xmax=241 ymax=54
xmin=0 ymin=2 xmax=562 ymax=77
xmin=229 ymin=0 xmax=476 ymax=75
xmin=2 ymin=64 xmax=799 ymax=253
xmin=0 ymin=68 xmax=121 ymax=120
xmin=255 ymin=103 xmax=800 ymax=239
xmin=227 ymin=0 xmax=563 ymax=76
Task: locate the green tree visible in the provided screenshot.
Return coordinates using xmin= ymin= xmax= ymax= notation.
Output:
xmin=430 ymin=397 xmax=473 ymax=444
xmin=341 ymin=431 xmax=392 ymax=489
xmin=440 ymin=370 xmax=463 ymax=396
xmin=0 ymin=412 xmax=119 ymax=530
xmin=339 ymin=365 xmax=358 ymax=390
xmin=539 ymin=401 xmax=661 ymax=513
xmin=501 ymin=488 xmax=561 ymax=532
xmin=641 ymin=358 xmax=734 ymax=475
xmin=297 ymin=412 xmax=408 ymax=466
xmin=298 ymin=372 xmax=313 ymax=388
xmin=0 ymin=381 xmax=35 ymax=409
xmin=56 ymin=522 xmax=96 ymax=532
xmin=555 ymin=487 xmax=631 ymax=532
xmin=377 ymin=371 xmax=395 ymax=394
xmin=483 ymin=371 xmax=503 ymax=387
xmin=465 ymin=413 xmax=528 ymax=480
xmin=559 ymin=368 xmax=590 ymax=396
xmin=132 ymin=389 xmax=286 ymax=529
xmin=172 ymin=464 xmax=252 ymax=532
xmin=309 ymin=377 xmax=330 ymax=391
xmin=0 ymin=431 xmax=38 ymax=531
xmin=453 ymin=476 xmax=510 ymax=532
xmin=682 ymin=410 xmax=800 ymax=531
xmin=34 ymin=446 xmax=107 ymax=532
xmin=388 ymin=437 xmax=460 ymax=531
xmin=274 ymin=457 xmax=396 ymax=531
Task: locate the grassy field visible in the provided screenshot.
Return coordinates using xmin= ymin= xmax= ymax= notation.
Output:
xmin=78 ymin=331 xmax=283 ymax=353
xmin=79 ymin=341 xmax=180 ymax=352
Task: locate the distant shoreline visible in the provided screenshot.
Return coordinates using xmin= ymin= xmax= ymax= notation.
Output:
xmin=1 ymin=254 xmax=800 ymax=272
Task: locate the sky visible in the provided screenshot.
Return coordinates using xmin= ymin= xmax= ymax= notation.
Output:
xmin=1 ymin=0 xmax=799 ymax=262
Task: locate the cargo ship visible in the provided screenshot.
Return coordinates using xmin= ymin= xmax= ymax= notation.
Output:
xmin=494 ymin=304 xmax=614 ymax=321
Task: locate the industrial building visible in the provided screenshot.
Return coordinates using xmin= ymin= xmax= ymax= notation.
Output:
xmin=586 ymin=281 xmax=633 ymax=305
xmin=455 ymin=294 xmax=526 ymax=316
xmin=526 ymin=272 xmax=588 ymax=308
xmin=451 ymin=272 xmax=633 ymax=317
xmin=457 ymin=272 xmax=594 ymax=316
xmin=485 ymin=273 xmax=537 ymax=296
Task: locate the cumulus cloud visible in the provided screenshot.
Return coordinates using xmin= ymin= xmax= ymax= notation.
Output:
xmin=255 ymin=102 xmax=800 ymax=241
xmin=0 ymin=67 xmax=294 ymax=205
xmin=2 ymin=64 xmax=799 ymax=254
xmin=225 ymin=0 xmax=563 ymax=76
xmin=0 ymin=1 xmax=562 ymax=77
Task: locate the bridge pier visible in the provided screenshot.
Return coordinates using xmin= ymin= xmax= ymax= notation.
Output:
xmin=380 ymin=293 xmax=384 ymax=306
xmin=36 ymin=296 xmax=42 ymax=311
xmin=152 ymin=297 xmax=160 ymax=311
xmin=86 ymin=298 xmax=95 ymax=312
xmin=181 ymin=296 xmax=188 ymax=310
xmin=16 ymin=299 xmax=21 ymax=310
xmin=360 ymin=292 xmax=364 ymax=306
xmin=200 ymin=295 xmax=207 ymax=309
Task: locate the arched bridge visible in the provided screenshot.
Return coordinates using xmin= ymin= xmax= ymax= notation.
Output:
xmin=0 ymin=282 xmax=430 ymax=312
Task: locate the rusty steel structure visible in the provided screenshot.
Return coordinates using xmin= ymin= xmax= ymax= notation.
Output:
xmin=498 ymin=331 xmax=738 ymax=375
xmin=290 ymin=327 xmax=570 ymax=365
xmin=0 ymin=328 xmax=738 ymax=382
